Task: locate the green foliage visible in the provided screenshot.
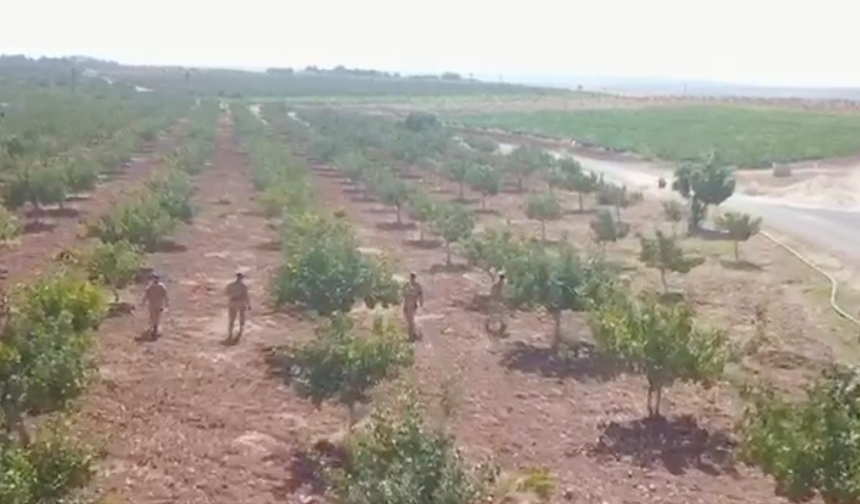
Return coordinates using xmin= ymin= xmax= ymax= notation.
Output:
xmin=270 ymin=214 xmax=400 ymax=316
xmin=463 ymin=227 xmax=526 ymax=281
xmin=147 ymin=168 xmax=194 ymax=223
xmin=454 ymin=107 xmax=860 ymax=167
xmin=589 ymin=294 xmax=730 ymax=416
xmin=673 ymin=154 xmax=736 ymax=231
xmin=597 ymin=182 xmax=641 ymax=222
xmin=662 ymin=199 xmax=686 ymax=234
xmin=638 ymin=230 xmax=700 ymax=293
xmin=590 ymin=209 xmax=630 ymax=249
xmin=445 ymin=159 xmax=472 ymax=200
xmin=329 ymin=393 xmax=487 ymax=504
xmin=284 ymin=315 xmax=413 ymax=423
xmin=563 ymin=171 xmax=599 ymax=211
xmin=59 ymin=155 xmax=99 ymax=195
xmin=547 ymin=158 xmax=582 ymax=194
xmin=431 ymin=203 xmax=475 ymax=265
xmin=0 ymin=422 xmax=94 ymax=504
xmin=507 ymin=145 xmax=551 ymax=193
xmin=88 ymin=196 xmax=176 ymax=251
xmin=506 ymin=244 xmax=592 ymax=347
xmin=403 ymin=111 xmax=440 ymax=132
xmin=376 ymin=175 xmax=411 ymax=224
xmin=1 ymin=163 xmax=67 ymax=214
xmin=738 ymin=368 xmax=860 ymax=504
xmin=715 ymin=211 xmax=762 ymax=261
xmin=407 ymin=190 xmax=439 ymax=242
xmin=87 ymin=240 xmax=143 ymax=302
xmin=465 ymin=164 xmax=501 ymax=209
xmin=0 ymin=206 xmax=20 ymax=244
xmin=461 ymin=134 xmax=498 ymax=153
xmin=14 ymin=271 xmax=107 ymax=334
xmin=524 ymin=192 xmax=562 ymax=241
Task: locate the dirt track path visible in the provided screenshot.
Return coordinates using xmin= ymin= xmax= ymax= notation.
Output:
xmin=81 ymin=115 xmax=338 ymax=504
xmin=0 ymin=122 xmax=186 ymax=285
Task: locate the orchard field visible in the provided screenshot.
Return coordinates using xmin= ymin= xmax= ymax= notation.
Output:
xmin=4 ymin=56 xmax=860 ymax=504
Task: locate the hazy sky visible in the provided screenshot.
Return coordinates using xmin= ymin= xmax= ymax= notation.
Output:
xmin=2 ymin=0 xmax=857 ymax=87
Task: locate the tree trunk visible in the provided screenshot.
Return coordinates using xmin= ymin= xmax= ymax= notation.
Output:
xmin=615 ymin=204 xmax=622 ymax=223
xmin=541 ymin=221 xmax=546 ymax=241
xmin=347 ymin=403 xmax=356 ymax=433
xmin=733 ymin=241 xmax=740 ymax=262
xmin=577 ymin=192 xmax=584 ymax=212
xmin=396 ymin=204 xmax=402 ymax=225
xmin=481 ymin=194 xmax=486 ymax=210
xmin=113 ymin=288 xmax=120 ymax=304
xmin=517 ymin=175 xmax=524 ymax=193
xmin=458 ymin=181 xmax=465 ymax=200
xmin=660 ymin=268 xmax=668 ymax=293
xmin=419 ymin=226 xmax=425 ymax=242
xmin=551 ymin=310 xmax=562 ymax=349
xmin=445 ymin=242 xmax=452 ymax=265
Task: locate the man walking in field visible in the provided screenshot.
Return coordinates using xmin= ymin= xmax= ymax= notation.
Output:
xmin=225 ymin=271 xmax=251 ymax=343
xmin=141 ymin=273 xmax=169 ymax=338
xmin=402 ymin=271 xmax=424 ymax=341
xmin=485 ymin=272 xmax=508 ymax=337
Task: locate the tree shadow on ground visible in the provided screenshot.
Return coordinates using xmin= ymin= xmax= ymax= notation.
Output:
xmin=720 ymin=259 xmax=763 ymax=271
xmin=65 ymin=194 xmax=91 ymax=203
xmin=455 ymin=292 xmax=492 ymax=313
xmin=565 ymin=208 xmax=597 ymax=216
xmin=403 ymin=238 xmax=443 ymax=249
xmin=341 ymin=186 xmax=365 ymax=196
xmin=501 ymin=186 xmax=526 ymax=195
xmin=690 ymin=228 xmax=731 ymax=241
xmin=473 ymin=208 xmax=501 ymax=216
xmin=588 ymin=414 xmax=737 ymax=476
xmin=501 ymin=340 xmax=620 ymax=382
xmin=376 ymin=221 xmax=416 ymax=232
xmin=255 ymin=240 xmax=281 ymax=252
xmin=657 ymin=291 xmax=686 ymax=304
xmin=22 ymin=220 xmax=57 ymax=235
xmin=271 ymin=443 xmax=347 ymax=498
xmin=349 ymin=195 xmax=377 ymax=204
xmin=154 ymin=240 xmax=188 ymax=253
xmin=26 ymin=207 xmax=80 ymax=219
xmin=397 ymin=172 xmax=423 ymax=180
xmin=106 ymin=302 xmax=135 ymax=318
xmin=451 ymin=197 xmax=480 ymax=205
xmin=428 ymin=263 xmax=471 ymax=275
xmin=263 ymin=345 xmax=294 ymax=384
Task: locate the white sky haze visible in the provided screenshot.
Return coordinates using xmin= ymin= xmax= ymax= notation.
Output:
xmin=1 ymin=0 xmax=857 ymax=87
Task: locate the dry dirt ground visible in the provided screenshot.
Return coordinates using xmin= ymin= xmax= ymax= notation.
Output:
xmin=305 ymin=156 xmax=850 ymax=504
xmin=65 ymin=114 xmax=849 ymax=504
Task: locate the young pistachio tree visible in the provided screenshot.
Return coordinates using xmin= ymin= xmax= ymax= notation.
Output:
xmin=673 ymin=152 xmax=736 ymax=233
xmin=2 ymin=162 xmax=68 ymax=222
xmin=562 ymin=171 xmax=600 ymax=212
xmin=508 ymin=146 xmax=551 ymax=193
xmin=715 ymin=211 xmax=762 ymax=262
xmin=465 ymin=164 xmax=501 ymax=210
xmin=285 ymin=314 xmax=413 ymax=430
xmin=662 ymin=200 xmax=686 ymax=236
xmin=432 ymin=203 xmax=475 ymax=266
xmin=463 ymin=227 xmax=526 ymax=282
xmin=376 ymin=175 xmax=411 ymax=225
xmin=507 ymin=244 xmax=592 ymax=349
xmin=597 ymin=182 xmax=642 ymax=222
xmin=589 ymin=294 xmax=730 ymax=417
xmin=445 ymin=159 xmax=472 ymax=201
xmin=407 ymin=189 xmax=439 ymax=242
xmin=738 ymin=368 xmax=860 ymax=504
xmin=86 ymin=240 xmax=143 ymax=303
xmin=590 ymin=209 xmax=630 ymax=253
xmin=524 ymin=192 xmax=562 ymax=241
xmin=546 ymin=158 xmax=582 ymax=196
xmin=638 ymin=230 xmax=701 ymax=293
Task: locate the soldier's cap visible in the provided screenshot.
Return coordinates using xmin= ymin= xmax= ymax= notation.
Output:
xmin=236 ymin=271 xmax=245 ymax=278
xmin=409 ymin=271 xmax=417 ymax=279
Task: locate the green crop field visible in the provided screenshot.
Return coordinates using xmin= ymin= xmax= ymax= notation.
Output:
xmin=452 ymin=106 xmax=860 ymax=167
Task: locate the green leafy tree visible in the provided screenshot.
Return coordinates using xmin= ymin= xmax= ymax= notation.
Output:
xmin=407 ymin=190 xmax=438 ymax=242
xmin=589 ymin=294 xmax=730 ymax=417
xmin=87 ymin=240 xmax=143 ymax=303
xmin=590 ymin=210 xmax=630 ymax=252
xmin=445 ymin=159 xmax=471 ymax=200
xmin=60 ymin=155 xmax=99 ymax=196
xmin=561 ymin=171 xmax=599 ymax=212
xmin=524 ymin=193 xmax=562 ymax=241
xmin=507 ymin=245 xmax=591 ymax=348
xmin=270 ymin=214 xmax=400 ymax=316
xmin=673 ymin=153 xmax=736 ymax=232
xmin=547 ymin=158 xmax=582 ymax=195
xmin=0 ymin=206 xmax=20 ymax=245
xmin=376 ymin=175 xmax=411 ymax=225
xmin=715 ymin=211 xmax=762 ymax=262
xmin=2 ymin=164 xmax=67 ymax=218
xmin=147 ymin=168 xmax=194 ymax=223
xmin=508 ymin=146 xmax=550 ymax=193
xmin=466 ymin=164 xmax=501 ymax=210
xmin=662 ymin=200 xmax=686 ymax=236
xmin=432 ymin=203 xmax=475 ymax=266
xmin=88 ymin=196 xmax=176 ymax=252
xmin=597 ymin=182 xmax=641 ymax=222
xmin=738 ymin=368 xmax=860 ymax=504
xmin=638 ymin=230 xmax=700 ymax=293
xmin=328 ymin=393 xmax=487 ymax=504
xmin=284 ymin=315 xmax=413 ymax=428
xmin=463 ymin=227 xmax=526 ymax=281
